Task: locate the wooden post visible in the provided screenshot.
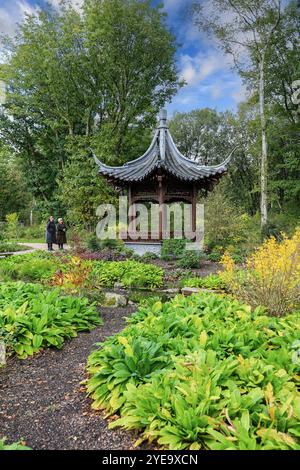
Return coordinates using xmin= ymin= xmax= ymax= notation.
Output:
xmin=158 ymin=175 xmax=164 ymax=240
xmin=128 ymin=185 xmax=136 ymax=241
xmin=191 ymin=184 xmax=197 ymax=241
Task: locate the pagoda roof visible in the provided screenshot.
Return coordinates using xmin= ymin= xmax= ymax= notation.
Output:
xmin=92 ymin=110 xmax=235 ymax=183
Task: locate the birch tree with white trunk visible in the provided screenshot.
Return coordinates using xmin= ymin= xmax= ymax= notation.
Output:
xmin=193 ymin=0 xmax=283 ymax=229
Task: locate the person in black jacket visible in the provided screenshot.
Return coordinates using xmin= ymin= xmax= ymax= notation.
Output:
xmin=46 ymin=216 xmax=56 ymax=251
xmin=56 ymin=217 xmax=67 ymax=250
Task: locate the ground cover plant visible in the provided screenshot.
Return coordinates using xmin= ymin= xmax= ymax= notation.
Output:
xmin=86 ymin=292 xmax=300 ymax=450
xmin=180 ymin=274 xmax=225 ymax=290
xmin=88 ymin=260 xmax=164 ymax=289
xmin=0 ymin=437 xmax=31 ymax=450
xmin=0 ymin=251 xmax=60 ymax=282
xmin=0 ymin=281 xmax=102 ymax=359
xmin=0 ymin=243 xmax=31 ymax=253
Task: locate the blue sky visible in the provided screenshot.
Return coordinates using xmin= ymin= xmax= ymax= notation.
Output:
xmin=0 ymin=0 xmax=246 ymax=115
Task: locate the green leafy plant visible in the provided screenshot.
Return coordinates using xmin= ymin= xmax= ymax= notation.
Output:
xmin=207 ymin=251 xmax=222 ymax=262
xmin=161 ymin=239 xmax=186 ymax=261
xmin=89 ymin=260 xmax=164 ymax=289
xmin=4 ymin=213 xmax=19 ymax=240
xmin=176 ymin=251 xmax=206 ymax=268
xmin=140 ymin=252 xmax=159 ymax=261
xmin=0 ymin=281 xmax=102 ymax=359
xmin=0 ymin=437 xmax=31 ymax=450
xmin=180 ymin=274 xmax=225 ymax=290
xmin=86 ymin=292 xmax=300 ymax=450
xmin=0 ymin=251 xmax=59 ymax=282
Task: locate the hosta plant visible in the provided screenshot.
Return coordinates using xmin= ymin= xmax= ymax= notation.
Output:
xmin=86 ymin=292 xmax=300 ymax=450
xmin=0 ymin=282 xmax=102 ymax=359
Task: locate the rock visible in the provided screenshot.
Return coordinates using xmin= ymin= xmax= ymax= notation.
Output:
xmin=114 ymin=282 xmax=124 ymax=289
xmin=102 ymin=292 xmax=128 ymax=307
xmin=0 ymin=341 xmax=6 ymax=366
xmin=181 ymin=287 xmax=218 ymax=296
xmin=128 ymin=300 xmax=136 ymax=306
xmin=181 ymin=287 xmax=201 ymax=296
xmin=162 ymin=288 xmax=180 ymax=294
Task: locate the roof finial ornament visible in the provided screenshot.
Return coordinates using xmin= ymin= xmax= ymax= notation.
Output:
xmin=159 ymin=108 xmax=168 ymax=128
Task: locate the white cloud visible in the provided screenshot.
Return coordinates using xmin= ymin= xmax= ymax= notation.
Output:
xmin=48 ymin=0 xmax=84 ymax=13
xmin=231 ymin=83 xmax=249 ymax=104
xmin=0 ymin=1 xmax=40 ymax=37
xmin=179 ymin=51 xmax=232 ymax=87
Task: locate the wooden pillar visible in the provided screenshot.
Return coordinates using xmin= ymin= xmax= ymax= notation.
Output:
xmin=128 ymin=185 xmax=136 ymax=241
xmin=192 ymin=184 xmax=197 ymax=238
xmin=158 ymin=175 xmax=164 ymax=240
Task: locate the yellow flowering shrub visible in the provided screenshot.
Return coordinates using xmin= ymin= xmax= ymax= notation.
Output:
xmin=220 ymin=228 xmax=300 ymax=316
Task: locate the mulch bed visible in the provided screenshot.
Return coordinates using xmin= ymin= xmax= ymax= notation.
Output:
xmin=0 ymin=306 xmax=141 ymax=450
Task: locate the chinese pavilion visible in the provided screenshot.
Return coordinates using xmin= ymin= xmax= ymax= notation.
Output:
xmin=92 ymin=110 xmax=234 ymax=247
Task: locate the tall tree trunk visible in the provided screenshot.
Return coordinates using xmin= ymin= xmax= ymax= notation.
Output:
xmin=259 ymin=51 xmax=268 ymax=229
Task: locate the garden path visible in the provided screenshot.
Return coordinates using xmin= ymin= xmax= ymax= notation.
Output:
xmin=0 ymin=306 xmax=140 ymax=450
xmin=17 ymin=242 xmax=70 ymax=254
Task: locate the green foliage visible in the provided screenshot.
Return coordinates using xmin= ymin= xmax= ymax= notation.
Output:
xmin=5 ymin=213 xmax=19 ymax=240
xmin=161 ymin=239 xmax=186 ymax=261
xmin=176 ymin=251 xmax=206 ymax=269
xmin=202 ymin=181 xmax=251 ymax=251
xmin=0 ymin=0 xmax=180 ymax=213
xmin=0 ymin=281 xmax=101 ymax=359
xmin=140 ymin=252 xmax=159 ymax=261
xmin=0 ymin=143 xmax=31 ymax=221
xmin=89 ymin=260 xmax=164 ymax=289
xmin=57 ymin=139 xmax=116 ymax=229
xmin=0 ymin=243 xmax=31 ymax=253
xmin=0 ymin=251 xmax=58 ymax=282
xmin=180 ymin=274 xmax=225 ymax=290
xmin=207 ymin=251 xmax=222 ymax=262
xmin=86 ymin=236 xmax=124 ymax=252
xmin=87 ymin=292 xmax=300 ymax=449
xmin=0 ymin=437 xmax=31 ymax=450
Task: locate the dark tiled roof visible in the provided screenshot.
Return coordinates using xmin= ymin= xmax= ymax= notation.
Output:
xmin=92 ymin=110 xmax=235 ymax=183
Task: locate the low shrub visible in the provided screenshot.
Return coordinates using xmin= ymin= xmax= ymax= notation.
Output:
xmin=86 ymin=236 xmax=124 ymax=252
xmin=0 ymin=243 xmax=31 ymax=253
xmin=89 ymin=260 xmax=164 ymax=289
xmin=207 ymin=251 xmax=222 ymax=262
xmin=0 ymin=437 xmax=31 ymax=450
xmin=86 ymin=292 xmax=300 ymax=450
xmin=180 ymin=274 xmax=225 ymax=290
xmin=79 ymin=250 xmax=127 ymax=262
xmin=0 ymin=252 xmax=58 ymax=282
xmin=176 ymin=251 xmax=206 ymax=269
xmin=161 ymin=239 xmax=186 ymax=261
xmin=220 ymin=228 xmax=300 ymax=316
xmin=140 ymin=252 xmax=159 ymax=261
xmin=51 ymin=256 xmax=93 ymax=292
xmin=0 ymin=281 xmax=101 ymax=359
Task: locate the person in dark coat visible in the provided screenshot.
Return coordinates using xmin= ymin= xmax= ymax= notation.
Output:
xmin=46 ymin=216 xmax=56 ymax=251
xmin=56 ymin=218 xmax=67 ymax=250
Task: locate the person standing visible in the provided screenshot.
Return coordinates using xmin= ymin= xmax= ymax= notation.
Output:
xmin=46 ymin=216 xmax=56 ymax=251
xmin=56 ymin=218 xmax=67 ymax=250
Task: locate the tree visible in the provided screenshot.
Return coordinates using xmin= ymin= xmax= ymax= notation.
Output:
xmin=169 ymin=106 xmax=260 ymax=215
xmin=56 ymin=137 xmax=116 ymax=228
xmin=168 ymin=108 xmax=233 ymax=164
xmin=0 ymin=141 xmax=31 ymax=221
xmin=0 ymin=0 xmax=180 ymax=214
xmin=194 ymin=0 xmax=283 ymax=229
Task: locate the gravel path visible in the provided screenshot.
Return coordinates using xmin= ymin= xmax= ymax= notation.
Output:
xmin=16 ymin=242 xmax=70 ymax=254
xmin=0 ymin=306 xmax=140 ymax=450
